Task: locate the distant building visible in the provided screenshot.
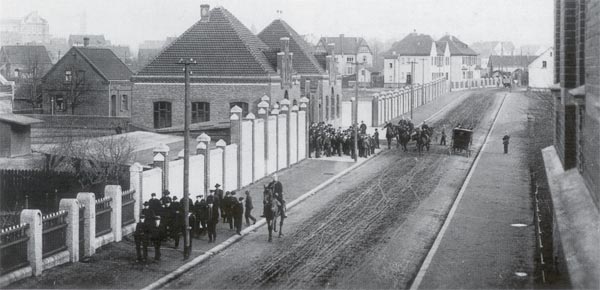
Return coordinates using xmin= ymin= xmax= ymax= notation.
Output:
xmin=470 ymin=41 xmax=516 ymax=75
xmin=41 ymin=43 xmax=133 ymax=116
xmin=45 ymin=37 xmax=69 ymax=63
xmin=258 ymin=19 xmax=342 ymax=124
xmin=132 ymin=5 xmax=301 ymax=129
xmin=527 ymin=47 xmax=554 ymax=89
xmin=0 ymin=11 xmax=50 ymax=46
xmin=68 ymin=34 xmax=109 ymax=47
xmin=315 ymin=35 xmax=373 ymax=77
xmin=438 ymin=35 xmax=480 ymax=82
xmin=136 ymin=38 xmax=176 ymax=68
xmin=488 ymin=55 xmax=536 ymax=85
xmin=0 ymin=45 xmax=53 ymax=111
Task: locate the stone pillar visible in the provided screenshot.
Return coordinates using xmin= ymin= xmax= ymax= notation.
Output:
xmin=271 ymin=108 xmax=280 ymax=169
xmin=104 ymin=185 xmax=122 ymax=242
xmin=230 ymin=106 xmax=242 ymax=189
xmin=153 ymin=144 xmax=169 ymax=192
xmin=196 ymin=133 xmax=211 ymax=198
xmin=245 ymin=113 xmax=256 ymax=181
xmin=280 ymin=98 xmax=291 ymax=167
xmin=76 ymin=192 xmax=96 ymax=257
xmin=216 ymin=139 xmax=227 ymax=190
xmin=258 ymin=99 xmax=269 ymax=177
xmin=129 ymin=162 xmax=143 ymax=221
xmin=20 ymin=209 xmax=42 ymax=276
xmin=299 ymin=97 xmax=309 ymax=160
xmin=59 ymin=198 xmax=79 ymax=262
xmin=291 ymin=104 xmax=299 ymax=162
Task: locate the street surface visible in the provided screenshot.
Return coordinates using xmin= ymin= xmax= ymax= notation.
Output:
xmin=162 ymin=89 xmax=511 ymax=289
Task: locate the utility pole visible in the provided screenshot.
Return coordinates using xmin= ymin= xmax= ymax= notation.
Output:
xmin=178 ymin=57 xmax=196 ymax=260
xmin=353 ymin=54 xmax=360 ymax=162
xmin=421 ymin=58 xmax=426 ymax=105
xmin=408 ymin=59 xmax=418 ymax=120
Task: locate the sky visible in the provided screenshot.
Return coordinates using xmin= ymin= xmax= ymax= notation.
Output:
xmin=1 ymin=0 xmax=554 ymax=52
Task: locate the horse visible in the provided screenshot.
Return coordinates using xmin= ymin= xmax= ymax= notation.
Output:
xmin=263 ymin=185 xmax=284 ymax=242
xmin=396 ymin=126 xmax=411 ymax=152
xmin=383 ymin=123 xmax=396 ymax=149
xmin=413 ymin=129 xmax=431 ymax=154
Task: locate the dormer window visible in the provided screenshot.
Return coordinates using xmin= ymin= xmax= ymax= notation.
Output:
xmin=65 ymin=70 xmax=72 ymax=82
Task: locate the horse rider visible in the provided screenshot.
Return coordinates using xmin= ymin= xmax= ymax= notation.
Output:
xmin=268 ymin=174 xmax=287 ymax=218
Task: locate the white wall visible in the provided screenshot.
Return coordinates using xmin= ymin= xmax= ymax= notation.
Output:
xmin=267 ymin=116 xmax=277 ymax=174
xmin=277 ymin=114 xmax=287 ymax=170
xmin=224 ymin=144 xmax=237 ymax=191
xmin=253 ymin=118 xmax=265 ymax=181
xmin=289 ymin=112 xmax=298 ymax=165
xmin=298 ymin=111 xmax=306 ymax=160
xmin=209 ymin=148 xmax=223 ymax=193
xmin=168 ymin=159 xmax=184 ymax=199
xmin=528 ymin=48 xmax=554 ymax=88
xmin=340 ymin=101 xmax=352 ymax=127
xmin=190 ymin=154 xmax=204 ymax=195
xmin=141 ymin=167 xmax=162 ymax=202
xmin=240 ymin=120 xmax=253 ymax=187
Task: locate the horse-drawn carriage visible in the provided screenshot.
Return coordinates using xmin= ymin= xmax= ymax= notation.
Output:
xmin=450 ymin=128 xmax=473 ymax=157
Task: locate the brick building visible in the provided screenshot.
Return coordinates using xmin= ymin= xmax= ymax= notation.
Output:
xmin=41 ymin=40 xmax=133 ymax=116
xmin=258 ymin=19 xmax=342 ymax=124
xmin=131 ymin=5 xmax=301 ymax=129
xmin=543 ymin=0 xmax=599 ymax=288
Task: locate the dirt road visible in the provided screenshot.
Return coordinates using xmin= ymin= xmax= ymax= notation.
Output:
xmin=163 ymin=89 xmax=506 ymax=289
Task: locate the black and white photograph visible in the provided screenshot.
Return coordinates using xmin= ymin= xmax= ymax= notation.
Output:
xmin=0 ymin=0 xmax=597 ymax=289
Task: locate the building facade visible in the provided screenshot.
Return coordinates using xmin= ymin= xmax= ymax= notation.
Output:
xmin=41 ymin=45 xmax=133 ymax=116
xmin=438 ymin=35 xmax=481 ymax=82
xmin=0 ymin=12 xmax=50 ymax=46
xmin=131 ymin=5 xmax=301 ymax=130
xmin=528 ymin=47 xmax=554 ymax=89
xmin=315 ymin=35 xmax=373 ymax=77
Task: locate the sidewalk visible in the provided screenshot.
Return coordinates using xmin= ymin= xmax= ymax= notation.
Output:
xmin=414 ymin=91 xmax=535 ymax=289
xmin=8 ymin=159 xmax=355 ymax=289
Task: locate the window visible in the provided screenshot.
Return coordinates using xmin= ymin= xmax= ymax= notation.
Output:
xmin=346 ymin=57 xmax=354 ymax=63
xmin=230 ymin=102 xmax=249 ymax=117
xmin=389 ymin=62 xmax=393 ymax=68
xmin=361 ymin=70 xmax=366 ymax=76
xmin=542 ymin=61 xmax=547 ymax=69
xmin=153 ymin=101 xmax=172 ymax=129
xmin=192 ymin=102 xmax=210 ymax=123
xmin=363 ymin=56 xmax=367 ymax=63
xmin=64 ymin=70 xmax=72 ymax=82
xmin=121 ymin=95 xmax=129 ymax=111
xmin=55 ymin=96 xmax=65 ymax=112
xmin=347 ymin=67 xmax=353 ymax=75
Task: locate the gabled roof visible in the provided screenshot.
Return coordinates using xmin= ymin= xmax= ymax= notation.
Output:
xmin=384 ymin=33 xmax=435 ymax=57
xmin=317 ymin=37 xmax=370 ymax=55
xmin=488 ymin=55 xmax=537 ymax=68
xmin=258 ymin=19 xmax=325 ymax=75
xmin=438 ymin=35 xmax=478 ymax=56
xmin=135 ymin=7 xmax=275 ymax=81
xmin=0 ymin=45 xmax=52 ymax=65
xmin=44 ymin=46 xmax=132 ymax=81
xmin=435 ymin=42 xmax=447 ymax=55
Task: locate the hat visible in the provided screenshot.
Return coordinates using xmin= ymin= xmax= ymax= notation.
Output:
xmin=172 ymin=196 xmax=178 ymax=201
xmin=239 ymin=197 xmax=244 ymax=201
xmin=245 ymin=190 xmax=250 ymax=194
xmin=196 ymin=195 xmax=202 ymax=198
xmin=231 ymin=191 xmax=237 ymax=195
xmin=162 ymin=190 xmax=170 ymax=195
xmin=214 ymin=183 xmax=221 ymax=188
xmin=151 ymin=193 xmax=156 ymax=197
xmin=143 ymin=201 xmax=149 ymax=206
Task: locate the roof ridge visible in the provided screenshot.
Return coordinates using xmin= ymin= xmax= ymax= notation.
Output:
xmin=218 ymin=7 xmax=275 ymax=74
xmin=276 ymin=20 xmax=325 ymax=74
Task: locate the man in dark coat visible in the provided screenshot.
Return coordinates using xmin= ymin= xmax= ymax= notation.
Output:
xmin=374 ymin=129 xmax=380 ymax=149
xmin=228 ymin=192 xmax=238 ymax=230
xmin=213 ymin=184 xmax=224 ymax=219
xmin=169 ymin=199 xmax=183 ymax=248
xmin=141 ymin=201 xmax=156 ymax=224
xmin=233 ymin=197 xmax=244 ymax=235
xmin=268 ymin=174 xmax=287 ymax=218
xmin=149 ymin=216 xmax=162 ymax=261
xmin=360 ymin=121 xmax=367 ymax=135
xmin=160 ymin=190 xmax=172 ymax=206
xmin=148 ymin=193 xmax=162 ymax=217
xmin=503 ymin=132 xmax=510 ymax=154
xmin=206 ymin=202 xmax=218 ymax=243
xmin=194 ymin=196 xmax=207 ymax=237
xmin=244 ymin=191 xmax=256 ymax=226
xmin=134 ymin=214 xmax=149 ymax=262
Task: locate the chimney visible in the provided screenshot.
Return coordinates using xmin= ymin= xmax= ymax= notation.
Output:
xmin=200 ymin=4 xmax=210 ymax=22
xmin=83 ymin=37 xmax=90 ymax=47
xmin=339 ymin=34 xmax=344 ymax=56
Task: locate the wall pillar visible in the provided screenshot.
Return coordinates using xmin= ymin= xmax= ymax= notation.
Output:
xmin=299 ymin=97 xmax=309 ymax=160
xmin=216 ymin=139 xmax=227 ymax=189
xmin=196 ymin=133 xmax=211 ymax=198
xmin=59 ymin=198 xmax=79 ymax=262
xmin=129 ymin=162 xmax=143 ymax=222
xmin=258 ymin=96 xmax=270 ymax=177
xmin=280 ymin=98 xmax=291 ymax=168
xmin=271 ymin=108 xmax=280 ymax=170
xmin=104 ymin=185 xmax=122 ymax=242
xmin=152 ymin=144 xmax=169 ymax=192
xmin=245 ymin=113 xmax=256 ymax=181
xmin=76 ymin=192 xmax=95 ymax=257
xmin=20 ymin=209 xmax=42 ymax=276
xmin=230 ymin=106 xmax=242 ymax=189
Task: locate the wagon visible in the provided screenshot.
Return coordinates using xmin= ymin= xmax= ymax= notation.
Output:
xmin=450 ymin=128 xmax=473 ymax=157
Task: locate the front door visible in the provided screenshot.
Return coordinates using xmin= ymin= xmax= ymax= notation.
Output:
xmin=110 ymin=95 xmax=117 ymax=116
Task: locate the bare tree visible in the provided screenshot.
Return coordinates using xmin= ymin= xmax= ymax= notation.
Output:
xmin=44 ymin=135 xmax=135 ymax=192
xmin=15 ymin=50 xmax=48 ymax=111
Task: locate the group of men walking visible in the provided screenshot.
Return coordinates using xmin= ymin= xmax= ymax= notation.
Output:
xmin=309 ymin=121 xmax=379 ymax=159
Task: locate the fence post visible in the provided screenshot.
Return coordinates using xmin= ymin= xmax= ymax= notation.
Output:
xmin=299 ymin=97 xmax=309 ymax=160
xmin=76 ymin=192 xmax=96 ymax=257
xmin=258 ymin=97 xmax=270 ymax=177
xmin=129 ymin=162 xmax=143 ymax=222
xmin=58 ymin=199 xmax=79 ymax=263
xmin=280 ymin=98 xmax=291 ymax=168
xmin=230 ymin=106 xmax=242 ymax=189
xmin=20 ymin=209 xmax=42 ymax=276
xmin=153 ymin=144 xmax=170 ymax=193
xmin=196 ymin=133 xmax=211 ymax=197
xmin=104 ymin=185 xmax=122 ymax=242
xmin=271 ymin=108 xmax=280 ymax=170
xmin=216 ymin=139 xmax=227 ymax=187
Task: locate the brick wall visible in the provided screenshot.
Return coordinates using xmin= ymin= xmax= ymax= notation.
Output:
xmin=554 ymin=0 xmax=561 ymax=84
xmin=583 ymin=0 xmax=599 ymax=205
xmin=131 ymin=82 xmax=301 ymax=129
xmin=559 ymin=0 xmax=579 ymax=89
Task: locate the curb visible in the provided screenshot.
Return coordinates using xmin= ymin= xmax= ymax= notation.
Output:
xmin=141 ymin=153 xmax=377 ymax=290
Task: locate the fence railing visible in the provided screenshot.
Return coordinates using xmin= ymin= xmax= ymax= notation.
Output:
xmin=0 ymin=224 xmax=30 ymax=275
xmin=41 ymin=211 xmax=68 ymax=259
xmin=95 ymin=197 xmax=112 ymax=237
xmin=121 ymin=189 xmax=136 ymax=227
xmin=0 ymin=211 xmax=20 ymax=229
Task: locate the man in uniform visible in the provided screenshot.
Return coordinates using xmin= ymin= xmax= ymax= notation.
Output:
xmin=169 ymin=198 xmax=183 ymax=248
xmin=269 ymin=174 xmax=287 ymax=218
xmin=141 ymin=201 xmax=156 ymax=223
xmin=244 ymin=190 xmax=256 ymax=226
xmin=134 ymin=214 xmax=149 ymax=263
xmin=214 ymin=184 xmax=224 ymax=221
xmin=160 ymin=190 xmax=172 ymax=206
xmin=194 ymin=195 xmax=207 ymax=237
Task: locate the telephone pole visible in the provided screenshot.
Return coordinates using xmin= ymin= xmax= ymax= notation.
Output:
xmin=178 ymin=57 xmax=196 ymax=260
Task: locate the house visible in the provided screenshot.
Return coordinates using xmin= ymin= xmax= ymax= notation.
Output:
xmin=0 ymin=11 xmax=50 ymax=46
xmin=315 ymin=35 xmax=373 ymax=77
xmin=487 ymin=55 xmax=537 ymax=85
xmin=543 ymin=1 xmax=599 ymax=289
xmin=131 ymin=5 xmax=301 ymax=129
xmin=470 ymin=41 xmax=516 ymax=73
xmin=41 ymin=40 xmax=133 ymax=116
xmin=0 ymin=45 xmax=53 ymax=112
xmin=383 ymin=32 xmax=448 ymax=87
xmin=527 ymin=47 xmax=554 ymax=89
xmin=438 ymin=35 xmax=480 ymax=82
xmin=258 ymin=19 xmax=342 ymax=124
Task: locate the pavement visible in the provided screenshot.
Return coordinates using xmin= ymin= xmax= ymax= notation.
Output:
xmin=413 ymin=90 xmax=535 ymax=289
xmin=8 ymin=88 xmax=497 ymax=289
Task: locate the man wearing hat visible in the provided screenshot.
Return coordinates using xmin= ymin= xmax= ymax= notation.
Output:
xmin=149 ymin=216 xmax=162 ymax=261
xmin=244 ymin=191 xmax=256 ymax=226
xmin=267 ymin=174 xmax=287 ymax=218
xmin=160 ymin=190 xmax=172 ymax=206
xmin=134 ymin=214 xmax=150 ymax=262
xmin=148 ymin=193 xmax=161 ymax=217
xmin=233 ymin=197 xmax=244 ymax=235
xmin=206 ymin=200 xmax=219 ymax=243
xmin=214 ymin=183 xmax=224 ymax=219
xmin=194 ymin=195 xmax=207 ymax=237
xmin=502 ymin=131 xmax=510 ymax=154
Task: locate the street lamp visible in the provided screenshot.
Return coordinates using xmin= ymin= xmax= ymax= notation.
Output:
xmin=177 ymin=57 xmax=196 ymax=260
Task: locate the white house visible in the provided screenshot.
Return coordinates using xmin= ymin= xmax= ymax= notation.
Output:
xmin=438 ymin=35 xmax=481 ymax=82
xmin=315 ymin=35 xmax=373 ymax=77
xmin=528 ymin=47 xmax=554 ymax=89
